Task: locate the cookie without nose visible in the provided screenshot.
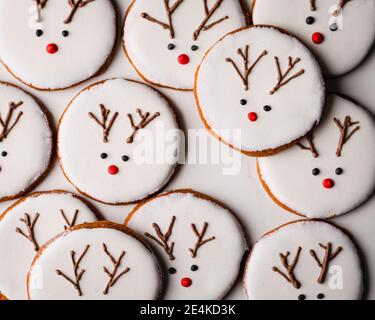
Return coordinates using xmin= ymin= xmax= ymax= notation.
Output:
xmin=0 ymin=190 xmax=98 ymax=300
xmin=27 ymin=221 xmax=162 ymax=300
xmin=0 ymin=81 xmax=54 ymax=202
xmin=243 ymin=220 xmax=364 ymax=300
xmin=194 ymin=25 xmax=325 ymax=157
xmin=125 ymin=189 xmax=248 ymax=300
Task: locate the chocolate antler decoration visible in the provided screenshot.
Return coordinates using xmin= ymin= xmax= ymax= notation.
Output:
xmin=310 ymin=242 xmax=342 ymax=284
xmin=34 ymin=0 xmax=49 ymax=22
xmin=0 ymin=101 xmax=24 ymax=142
xmin=225 ymin=45 xmax=268 ymax=91
xmin=193 ymin=0 xmax=229 ymax=40
xmin=272 ymin=247 xmax=302 ymax=289
xmin=270 ymin=57 xmax=305 ymax=95
xmin=64 ymin=0 xmax=95 ymax=24
xmin=144 ymin=216 xmax=176 ymax=261
xmin=60 ymin=209 xmax=79 ymax=230
xmin=141 ymin=0 xmax=184 ymax=39
xmin=333 ymin=116 xmax=360 ymax=157
xmin=309 ymin=0 xmax=316 ymax=11
xmin=102 ymin=243 xmax=130 ymax=295
xmin=126 ymin=109 xmax=160 ymax=144
xmin=88 ymin=104 xmax=119 ymax=143
xmin=297 ymin=133 xmax=319 ymax=158
xmin=15 ymin=213 xmax=40 ymax=252
xmin=56 ymin=245 xmax=90 ymax=297
xmin=35 ymin=0 xmax=48 ymax=8
xmin=333 ymin=0 xmax=351 ymax=16
xmin=189 ymin=222 xmax=215 ymax=258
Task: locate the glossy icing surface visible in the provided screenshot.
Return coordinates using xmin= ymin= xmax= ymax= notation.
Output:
xmin=244 ymin=220 xmax=363 ymax=300
xmin=0 ymin=191 xmax=98 ymax=300
xmin=0 ymin=0 xmax=116 ymax=90
xmin=258 ymin=94 xmax=375 ymax=218
xmin=252 ymin=0 xmax=375 ymax=76
xmin=195 ymin=26 xmax=325 ymax=154
xmin=127 ymin=190 xmax=247 ymax=300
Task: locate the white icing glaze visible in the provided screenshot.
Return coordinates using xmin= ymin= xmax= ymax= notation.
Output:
xmin=126 ymin=190 xmax=247 ymax=300
xmin=28 ymin=224 xmax=161 ymax=300
xmin=0 ymin=0 xmax=116 ymax=90
xmin=0 ymin=82 xmax=53 ymax=201
xmin=195 ymin=26 xmax=325 ymax=153
xmin=0 ymin=191 xmax=98 ymax=300
xmin=244 ymin=220 xmax=363 ymax=300
xmin=58 ymin=78 xmax=181 ymax=204
xmin=252 ymin=0 xmax=375 ymax=77
xmin=123 ymin=0 xmax=248 ymax=90
xmin=258 ymin=94 xmax=375 ymax=219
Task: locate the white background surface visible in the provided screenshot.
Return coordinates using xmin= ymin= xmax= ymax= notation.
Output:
xmin=0 ymin=0 xmax=374 ymax=300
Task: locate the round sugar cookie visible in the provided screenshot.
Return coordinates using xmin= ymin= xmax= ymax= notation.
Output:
xmin=57 ymin=78 xmax=181 ymax=205
xmin=0 ymin=0 xmax=117 ymax=90
xmin=244 ymin=220 xmax=364 ymax=300
xmin=27 ymin=222 xmax=162 ymax=300
xmin=194 ymin=25 xmax=325 ymax=157
xmin=252 ymin=0 xmax=375 ymax=77
xmin=123 ymin=0 xmax=249 ymax=90
xmin=0 ymin=82 xmax=53 ymax=202
xmin=125 ymin=189 xmax=247 ymax=300
xmin=257 ymin=94 xmax=375 ymax=219
xmin=0 ymin=191 xmax=98 ymax=300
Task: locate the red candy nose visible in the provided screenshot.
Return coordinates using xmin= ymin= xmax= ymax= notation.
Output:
xmin=108 ymin=165 xmax=119 ymax=175
xmin=248 ymin=112 xmax=258 ymax=122
xmin=312 ymin=32 xmax=324 ymax=44
xmin=177 ymin=54 xmax=190 ymax=65
xmin=46 ymin=43 xmax=58 ymax=54
xmin=322 ymin=178 xmax=334 ymax=189
xmin=181 ymin=277 xmax=192 ymax=288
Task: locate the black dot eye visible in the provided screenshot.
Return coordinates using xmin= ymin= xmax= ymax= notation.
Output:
xmin=317 ymin=293 xmax=325 ymax=300
xmin=312 ymin=168 xmax=320 ymax=176
xmin=100 ymin=153 xmax=108 ymax=159
xmin=306 ymin=16 xmax=315 ymax=25
xmin=122 ymin=155 xmax=130 ymax=162
xmin=36 ymin=29 xmax=43 ymax=37
xmin=62 ymin=30 xmax=69 ymax=37
xmin=1 ymin=151 xmax=7 ymax=157
xmin=168 ymin=267 xmax=176 ymax=274
xmin=240 ymin=99 xmax=247 ymax=106
xmin=191 ymin=265 xmax=199 ymax=272
xmin=298 ymin=294 xmax=306 ymax=300
xmin=167 ymin=43 xmax=175 ymax=50
xmin=263 ymin=105 xmax=272 ymax=112
xmin=335 ymin=167 xmax=343 ymax=175
xmin=191 ymin=45 xmax=198 ymax=51
xmin=330 ymin=23 xmax=338 ymax=32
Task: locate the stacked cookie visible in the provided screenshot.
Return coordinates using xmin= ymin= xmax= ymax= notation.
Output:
xmin=0 ymin=0 xmax=374 ymax=301
xmin=193 ymin=1 xmax=375 ymax=300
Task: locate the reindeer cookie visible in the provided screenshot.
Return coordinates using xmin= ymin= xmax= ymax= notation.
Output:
xmin=125 ymin=189 xmax=247 ymax=300
xmin=194 ymin=25 xmax=325 ymax=156
xmin=58 ymin=78 xmax=181 ymax=205
xmin=123 ymin=0 xmax=249 ymax=90
xmin=0 ymin=191 xmax=98 ymax=300
xmin=252 ymin=0 xmax=375 ymax=77
xmin=0 ymin=0 xmax=117 ymax=90
xmin=0 ymin=82 xmax=53 ymax=202
xmin=244 ymin=220 xmax=364 ymax=300
xmin=27 ymin=222 xmax=162 ymax=300
xmin=257 ymin=94 xmax=375 ymax=219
